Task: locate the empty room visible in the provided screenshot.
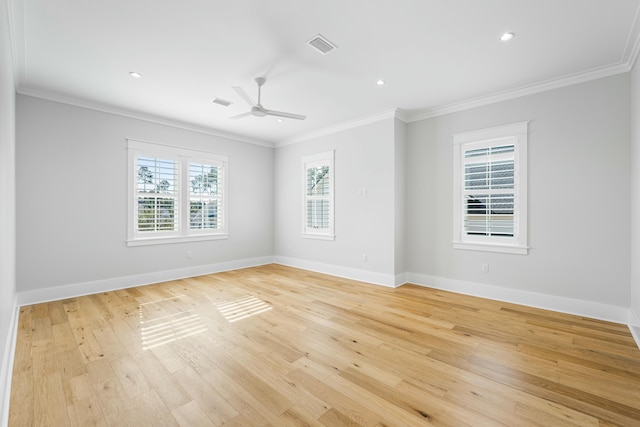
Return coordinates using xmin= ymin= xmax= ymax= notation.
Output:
xmin=2 ymin=0 xmax=640 ymax=426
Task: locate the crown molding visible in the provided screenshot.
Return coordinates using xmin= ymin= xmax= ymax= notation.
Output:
xmin=16 ymin=87 xmax=274 ymax=148
xmin=393 ymin=108 xmax=411 ymax=123
xmin=275 ymin=108 xmax=406 ymax=147
xmin=11 ymin=0 xmax=640 ymax=148
xmin=406 ymin=62 xmax=632 ymax=123
xmin=5 ymin=0 xmax=24 ymax=89
xmin=405 ymin=7 xmax=640 ymax=124
xmin=623 ymin=1 xmax=640 ymax=69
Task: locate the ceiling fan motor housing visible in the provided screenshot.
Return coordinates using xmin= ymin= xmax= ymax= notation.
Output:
xmin=251 ymin=106 xmax=267 ymax=117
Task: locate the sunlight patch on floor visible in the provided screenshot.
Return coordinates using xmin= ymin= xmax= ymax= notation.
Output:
xmin=138 ymin=295 xmax=208 ymax=350
xmin=216 ymin=295 xmax=272 ymax=323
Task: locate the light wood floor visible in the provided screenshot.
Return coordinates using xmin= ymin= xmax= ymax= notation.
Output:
xmin=8 ymin=264 xmax=640 ymax=426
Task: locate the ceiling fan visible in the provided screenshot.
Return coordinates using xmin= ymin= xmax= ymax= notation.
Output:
xmin=230 ymin=77 xmax=306 ymax=121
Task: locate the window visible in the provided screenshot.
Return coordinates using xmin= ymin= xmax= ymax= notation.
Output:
xmin=452 ymin=122 xmax=528 ymax=254
xmin=128 ymin=139 xmax=228 ymax=246
xmin=302 ymin=151 xmax=335 ymax=240
xmin=189 ymin=162 xmax=223 ymax=232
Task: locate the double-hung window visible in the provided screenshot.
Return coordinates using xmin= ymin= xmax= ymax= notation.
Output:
xmin=128 ymin=139 xmax=228 ymax=246
xmin=302 ymin=151 xmax=335 ymax=240
xmin=136 ymin=156 xmax=179 ymax=234
xmin=452 ymin=122 xmax=528 ymax=254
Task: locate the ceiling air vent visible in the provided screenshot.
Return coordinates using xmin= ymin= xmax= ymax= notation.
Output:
xmin=307 ymin=34 xmax=337 ymax=55
xmin=212 ymin=97 xmax=232 ymax=107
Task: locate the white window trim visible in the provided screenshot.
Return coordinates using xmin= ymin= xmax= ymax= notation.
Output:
xmin=127 ymin=139 xmax=229 ymax=247
xmin=452 ymin=122 xmax=529 ymax=255
xmin=302 ymin=150 xmax=335 ymax=241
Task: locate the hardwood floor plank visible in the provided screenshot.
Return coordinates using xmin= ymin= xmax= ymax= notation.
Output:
xmin=110 ymin=354 xmax=151 ymax=398
xmin=8 ymin=264 xmax=640 ymax=426
xmin=317 ymin=408 xmax=363 ymax=426
xmin=286 ymin=367 xmax=384 ymax=426
xmin=171 ymin=400 xmax=215 ymax=427
xmin=513 ymin=401 xmax=599 ymax=427
xmin=467 ymin=354 xmax=640 ymax=425
xmin=7 ymin=371 xmax=33 ymax=427
xmin=66 ymin=374 xmax=107 ymax=427
xmin=227 ymin=341 xmax=330 ymax=419
xmin=202 ymin=366 xmax=277 ymax=426
xmin=33 ymin=373 xmax=71 ymax=426
xmin=91 ymin=376 xmax=137 ymax=426
xmin=211 ymin=352 xmax=295 ymax=415
xmin=172 ymin=365 xmax=239 ymax=425
xmin=130 ymin=350 xmax=191 ymax=410
xmin=127 ymin=389 xmax=178 ymax=427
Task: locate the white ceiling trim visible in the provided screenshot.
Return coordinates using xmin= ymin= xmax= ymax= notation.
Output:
xmin=406 ymin=61 xmax=632 ymax=123
xmin=6 ymin=0 xmax=25 ymax=89
xmin=275 ymin=109 xmax=405 ymax=147
xmin=622 ymin=2 xmax=640 ymax=68
xmin=17 ymin=87 xmax=272 ymax=148
xmin=10 ymin=0 xmax=640 ymax=149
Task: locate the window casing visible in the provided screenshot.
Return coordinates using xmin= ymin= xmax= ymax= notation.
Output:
xmin=452 ymin=122 xmax=528 ymax=254
xmin=128 ymin=139 xmax=228 ymax=246
xmin=302 ymin=151 xmax=335 ymax=240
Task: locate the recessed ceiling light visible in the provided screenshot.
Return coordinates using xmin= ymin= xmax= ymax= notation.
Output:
xmin=277 ymin=118 xmax=284 ymax=123
xmin=376 ymin=79 xmax=386 ymax=86
xmin=500 ymin=32 xmax=514 ymax=42
xmin=129 ymin=72 xmax=142 ymax=79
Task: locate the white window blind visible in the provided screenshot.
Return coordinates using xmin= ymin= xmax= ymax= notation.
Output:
xmin=463 ymin=145 xmax=515 ymax=237
xmin=127 ymin=140 xmax=229 ymax=246
xmin=306 ymin=164 xmax=330 ymax=230
xmin=136 ymin=157 xmax=179 ymax=234
xmin=302 ymin=151 xmax=335 ymax=240
xmin=452 ymin=122 xmax=528 ymax=255
xmin=189 ymin=162 xmax=223 ymax=232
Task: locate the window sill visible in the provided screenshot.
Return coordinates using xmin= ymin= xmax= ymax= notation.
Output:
xmin=453 ymin=242 xmax=528 ymax=255
xmin=302 ymin=233 xmax=335 ymax=241
xmin=127 ymin=233 xmax=229 ymax=247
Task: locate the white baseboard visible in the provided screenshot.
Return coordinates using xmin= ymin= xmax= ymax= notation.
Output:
xmin=1 ymin=296 xmax=20 ymax=427
xmin=273 ymin=256 xmax=398 ymax=288
xmin=271 ymin=260 xmax=632 ymax=327
xmin=629 ymin=310 xmax=640 ymax=349
xmin=395 ymin=272 xmax=407 ymax=288
xmin=405 ymin=272 xmax=630 ymax=325
xmin=17 ymin=256 xmax=274 ymax=306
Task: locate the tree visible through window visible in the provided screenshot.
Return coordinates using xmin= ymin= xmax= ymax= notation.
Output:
xmin=136 ymin=157 xmax=178 ymax=232
xmin=306 ymin=165 xmax=330 ymax=230
xmin=303 ymin=151 xmax=335 ymax=240
xmin=190 ymin=163 xmax=222 ymax=230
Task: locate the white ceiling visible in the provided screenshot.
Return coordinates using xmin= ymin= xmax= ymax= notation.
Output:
xmin=8 ymin=0 xmax=640 ymax=145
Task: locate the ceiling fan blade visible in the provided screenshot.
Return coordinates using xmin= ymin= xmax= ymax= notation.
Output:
xmin=229 ymin=111 xmax=253 ymax=120
xmin=264 ymin=109 xmax=306 ymax=120
xmin=232 ymin=86 xmax=256 ymax=107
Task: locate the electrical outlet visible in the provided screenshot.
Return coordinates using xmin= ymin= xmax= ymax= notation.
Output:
xmin=481 ymin=263 xmax=489 ymax=273
xmin=362 ymin=253 xmax=368 ymax=262
xmin=187 ymin=250 xmax=193 ymax=259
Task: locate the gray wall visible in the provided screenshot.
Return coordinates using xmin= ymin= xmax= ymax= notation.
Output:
xmin=274 ymin=118 xmax=398 ymax=278
xmin=406 ymin=74 xmax=631 ymax=308
xmin=394 ymin=118 xmax=407 ymax=277
xmin=16 ymin=95 xmax=275 ymax=292
xmin=0 ymin=0 xmax=16 ymax=419
xmin=14 ymin=73 xmax=635 ymax=313
xmin=631 ymin=61 xmax=640 ymax=324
